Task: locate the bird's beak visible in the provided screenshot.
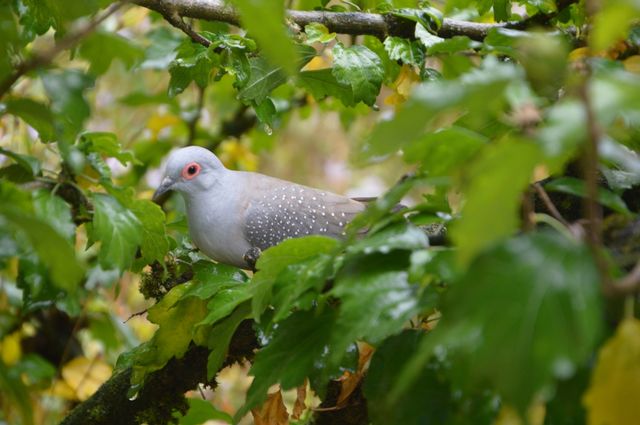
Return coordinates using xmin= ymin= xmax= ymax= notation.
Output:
xmin=153 ymin=176 xmax=175 ymax=202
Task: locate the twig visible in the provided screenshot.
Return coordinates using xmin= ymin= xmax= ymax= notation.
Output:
xmin=133 ymin=0 xmax=577 ymax=42
xmin=533 ymin=182 xmax=571 ymax=227
xmin=607 ymin=260 xmax=640 ymax=295
xmin=124 ymin=309 xmax=148 ymax=323
xmin=0 ymin=2 xmax=124 ymax=100
xmin=155 ymin=3 xmax=212 ymax=47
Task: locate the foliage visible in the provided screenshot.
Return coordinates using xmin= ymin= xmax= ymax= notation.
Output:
xmin=0 ymin=0 xmax=639 ymax=424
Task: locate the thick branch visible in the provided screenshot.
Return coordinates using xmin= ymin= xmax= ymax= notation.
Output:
xmin=133 ymin=0 xmax=573 ymax=41
xmin=61 ymin=320 xmax=258 ymax=425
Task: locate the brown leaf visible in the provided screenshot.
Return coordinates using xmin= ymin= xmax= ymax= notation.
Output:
xmin=336 ymin=342 xmax=375 ymax=407
xmin=251 ymin=390 xmax=289 ymax=425
xmin=292 ymin=381 xmax=307 ymax=420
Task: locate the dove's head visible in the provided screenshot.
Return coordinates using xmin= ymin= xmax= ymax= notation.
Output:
xmin=153 ymin=146 xmax=226 ymax=202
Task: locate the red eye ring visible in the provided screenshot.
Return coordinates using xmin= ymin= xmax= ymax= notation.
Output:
xmin=182 ymin=162 xmax=201 ymax=180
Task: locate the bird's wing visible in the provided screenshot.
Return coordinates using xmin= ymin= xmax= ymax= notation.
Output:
xmin=243 ymin=177 xmax=365 ymax=251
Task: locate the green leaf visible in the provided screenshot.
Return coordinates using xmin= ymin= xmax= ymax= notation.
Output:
xmin=79 ymin=132 xmax=139 ymax=166
xmin=399 ymin=232 xmax=603 ymax=412
xmin=128 ymin=200 xmax=170 ymax=264
xmin=304 ymin=22 xmax=336 ymax=44
xmin=238 ymin=56 xmax=287 ymax=104
xmin=364 ymin=58 xmax=520 ymax=159
xmin=494 ymin=0 xmax=511 ymax=21
xmin=365 ymin=331 xmax=453 ymax=425
xmin=3 ymin=98 xmax=55 ymax=142
xmin=79 ymin=31 xmax=144 ymax=76
xmin=204 ymin=301 xmax=251 ymax=379
xmin=329 ymin=252 xmax=437 ymax=365
xmin=451 ymin=139 xmax=541 ymax=264
xmin=0 ymin=146 xmax=41 ymax=176
xmin=332 ymin=43 xmax=384 ymax=106
xmin=90 ymin=193 xmax=142 ymax=272
xmin=403 ymin=126 xmax=487 ymax=175
xmin=383 ymin=36 xmax=425 ymax=66
xmin=426 ymin=36 xmax=482 ymax=55
xmin=232 ymin=0 xmax=298 ymax=75
xmin=345 ymin=222 xmax=429 ymax=257
xmin=0 ymin=206 xmax=83 ymax=292
xmin=131 ymin=282 xmax=209 ymax=388
xmin=32 ymin=190 xmax=75 ymax=241
xmin=168 ymin=40 xmax=214 ymax=97
xmin=297 ymin=69 xmax=355 ymax=106
xmin=591 ymin=0 xmax=639 ymax=52
xmin=174 ymin=398 xmax=232 ymax=425
xmin=41 ymin=69 xmax=94 ymax=143
xmin=251 ymin=236 xmax=339 ymax=320
xmin=391 ymin=7 xmax=443 ymax=31
xmin=544 ymin=177 xmax=632 ymax=215
xmin=237 ymin=308 xmax=340 ymax=420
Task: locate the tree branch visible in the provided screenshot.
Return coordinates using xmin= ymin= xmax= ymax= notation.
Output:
xmin=133 ymin=0 xmax=576 ymax=42
xmin=0 ymin=2 xmax=124 ymax=100
xmin=60 ymin=320 xmax=258 ymax=425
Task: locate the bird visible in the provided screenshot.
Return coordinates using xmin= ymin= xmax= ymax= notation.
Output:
xmin=153 ymin=146 xmax=366 ymax=269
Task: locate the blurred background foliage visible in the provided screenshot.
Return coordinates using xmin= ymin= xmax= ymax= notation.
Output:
xmin=0 ymin=0 xmax=639 ymax=424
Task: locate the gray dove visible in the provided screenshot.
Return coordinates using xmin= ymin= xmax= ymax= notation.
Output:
xmin=153 ymin=146 xmax=365 ymax=268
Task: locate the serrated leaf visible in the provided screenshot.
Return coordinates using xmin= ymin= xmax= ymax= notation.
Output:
xmin=304 ymin=22 xmax=336 ymax=44
xmin=251 ymin=236 xmax=339 ymax=320
xmin=131 ymin=282 xmax=209 ymax=387
xmin=237 ymin=308 xmax=340 ymax=421
xmin=399 ymin=232 xmax=603 ymax=412
xmin=79 ymin=132 xmax=139 ymax=166
xmin=345 ymin=222 xmax=429 ymax=257
xmin=451 ymin=139 xmax=541 ymax=264
xmin=297 ymin=69 xmax=354 ymax=106
xmin=583 ymin=318 xmax=640 ymax=425
xmin=332 ymin=43 xmax=384 ymax=106
xmin=32 ymin=190 xmax=75 ymax=241
xmin=238 ymin=56 xmax=287 ymax=104
xmin=329 ymin=252 xmax=437 ymax=366
xmin=128 ymin=200 xmax=169 ymax=264
xmin=168 ymin=40 xmax=214 ymax=97
xmin=90 ymin=193 xmax=142 ymax=272
xmin=426 ymin=36 xmax=481 ymax=55
xmin=383 ymin=36 xmax=425 ymax=66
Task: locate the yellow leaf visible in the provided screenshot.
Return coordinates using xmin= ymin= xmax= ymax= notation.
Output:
xmin=583 ymin=318 xmax=640 ymax=425
xmin=301 ymin=55 xmax=331 ymax=71
xmin=147 ymin=113 xmax=180 ymax=139
xmin=569 ymin=47 xmax=590 ymax=62
xmin=62 ymin=356 xmax=113 ymax=401
xmin=493 ymin=401 xmax=545 ymax=425
xmin=251 ymin=390 xmax=289 ymax=425
xmin=624 ymin=56 xmax=640 ymax=74
xmin=0 ymin=331 xmax=22 ymax=366
xmin=51 ymin=379 xmax=77 ymax=400
xmin=384 ymin=65 xmax=420 ymax=105
xmin=218 ymin=140 xmax=258 ymax=171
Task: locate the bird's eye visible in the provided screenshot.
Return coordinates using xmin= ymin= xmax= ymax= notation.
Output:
xmin=182 ymin=162 xmax=201 ymax=180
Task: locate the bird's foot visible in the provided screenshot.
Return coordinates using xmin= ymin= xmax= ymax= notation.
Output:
xmin=243 ymin=247 xmax=262 ymax=272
